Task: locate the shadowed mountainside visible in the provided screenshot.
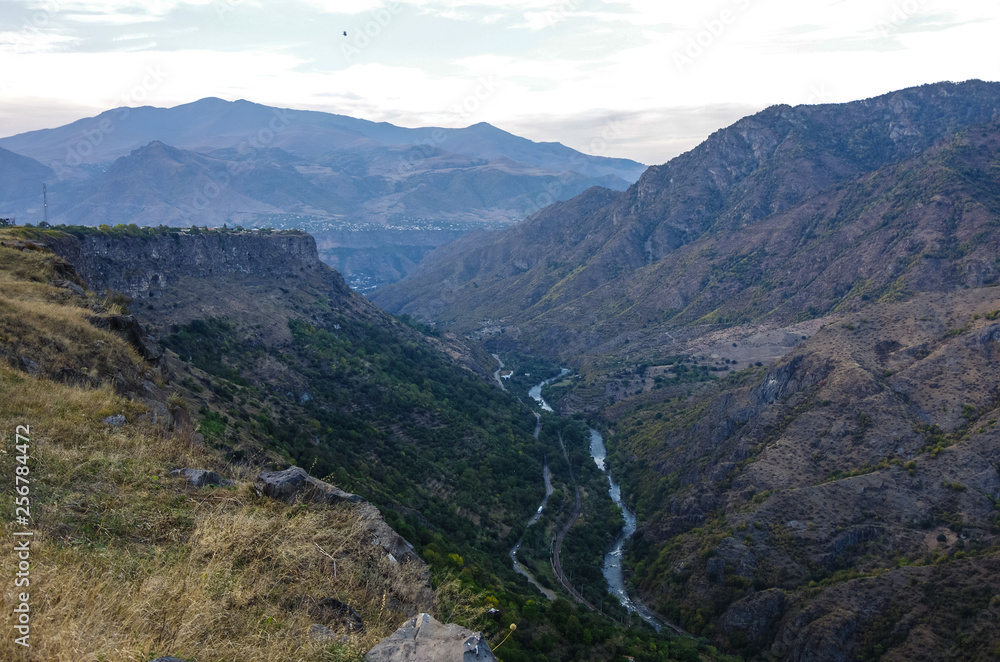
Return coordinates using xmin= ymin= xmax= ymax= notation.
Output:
xmin=372 ymin=80 xmax=1000 ymax=365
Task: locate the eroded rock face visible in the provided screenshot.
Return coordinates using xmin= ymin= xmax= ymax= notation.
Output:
xmin=50 ymin=231 xmax=349 ymax=302
xmin=87 ymin=313 xmax=162 ymax=362
xmin=718 ymin=588 xmax=786 ymax=650
xmin=365 ymin=613 xmax=497 ymax=662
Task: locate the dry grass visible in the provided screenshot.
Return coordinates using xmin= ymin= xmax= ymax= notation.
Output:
xmin=0 ymin=499 xmax=421 ymax=661
xmin=0 ymin=237 xmax=434 ymax=661
xmin=0 ymin=362 xmax=422 ymax=662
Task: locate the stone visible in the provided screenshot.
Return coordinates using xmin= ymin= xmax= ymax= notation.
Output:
xmin=102 ymin=414 xmax=128 ymax=427
xmin=255 ymin=466 xmax=421 ymax=564
xmin=170 ymin=468 xmax=235 ymax=488
xmin=52 ymin=279 xmax=86 ymax=297
xmin=365 ymin=613 xmax=497 ymax=662
xmin=255 ymin=466 xmax=363 ymax=505
xmin=18 ymin=355 xmax=40 ymax=376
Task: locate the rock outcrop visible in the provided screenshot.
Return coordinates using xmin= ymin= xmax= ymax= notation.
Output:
xmin=365 ymin=613 xmax=497 ymax=662
xmin=87 ymin=313 xmax=162 ymax=362
xmin=49 ymin=230 xmax=350 ymax=302
xmin=256 ymin=466 xmax=423 ymax=566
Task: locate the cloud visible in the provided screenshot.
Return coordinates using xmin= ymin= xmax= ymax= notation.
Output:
xmin=0 ymin=30 xmax=77 ymax=54
xmin=297 ymin=0 xmax=390 ymax=14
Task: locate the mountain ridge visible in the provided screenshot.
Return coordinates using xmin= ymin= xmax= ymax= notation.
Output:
xmin=0 ymin=97 xmax=647 ymax=290
xmin=0 ymin=96 xmax=646 ymax=181
xmin=371 ymin=80 xmax=1000 ymax=362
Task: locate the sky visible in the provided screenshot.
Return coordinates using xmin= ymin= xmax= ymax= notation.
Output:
xmin=0 ymin=0 xmax=998 ymax=165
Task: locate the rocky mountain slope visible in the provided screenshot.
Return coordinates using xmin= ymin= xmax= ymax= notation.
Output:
xmin=370 ymin=80 xmax=1000 ymax=660
xmin=0 ymin=145 xmax=52 ymax=213
xmin=372 ymin=80 xmax=1000 ymax=361
xmin=601 ymin=287 xmax=1000 ymax=661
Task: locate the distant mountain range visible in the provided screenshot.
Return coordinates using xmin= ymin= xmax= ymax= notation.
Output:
xmin=0 ymin=97 xmax=646 ymax=289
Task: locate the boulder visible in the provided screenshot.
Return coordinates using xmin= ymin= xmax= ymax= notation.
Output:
xmin=256 ymin=467 xmax=420 ymax=564
xmin=255 ymin=466 xmax=364 ymax=505
xmin=365 ymin=613 xmax=497 ymax=662
xmin=310 ymin=623 xmax=345 ymax=643
xmin=18 ymin=355 xmax=40 ymax=376
xmin=52 ymin=279 xmax=85 ymax=297
xmin=102 ymin=414 xmax=128 ymax=427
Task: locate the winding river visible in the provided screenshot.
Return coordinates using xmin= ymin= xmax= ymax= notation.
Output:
xmin=589 ymin=428 xmax=666 ymax=632
xmin=529 ymin=371 xmax=668 ymax=632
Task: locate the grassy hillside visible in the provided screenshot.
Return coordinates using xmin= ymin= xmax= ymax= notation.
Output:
xmin=0 ymin=232 xmax=432 ymax=661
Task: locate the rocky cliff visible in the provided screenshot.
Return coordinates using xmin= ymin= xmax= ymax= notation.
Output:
xmin=49 ymin=228 xmax=349 ymax=302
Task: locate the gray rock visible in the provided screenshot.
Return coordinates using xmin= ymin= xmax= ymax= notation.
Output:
xmin=706 ymin=557 xmax=726 ymax=584
xmin=52 ymin=279 xmax=85 ymax=297
xmin=255 ymin=466 xmax=364 ymax=505
xmin=366 ymin=613 xmax=497 ymax=662
xmin=102 ymin=414 xmax=128 ymax=427
xmin=255 ymin=467 xmax=421 ymax=564
xmin=87 ymin=313 xmax=162 ymax=362
xmin=18 ymin=355 xmax=40 ymax=376
xmin=170 ymin=468 xmax=235 ymax=488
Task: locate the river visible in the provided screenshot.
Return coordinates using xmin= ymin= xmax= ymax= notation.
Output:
xmin=528 ymin=368 xmax=569 ymax=412
xmin=529 ymin=371 xmax=667 ymax=632
xmin=589 ymin=428 xmax=666 ymax=632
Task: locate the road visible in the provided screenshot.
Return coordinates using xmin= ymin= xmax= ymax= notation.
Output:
xmin=550 ymin=483 xmax=596 ymax=611
xmin=491 ymin=353 xmax=507 ymax=392
xmin=508 ymin=419 xmax=557 ymax=601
